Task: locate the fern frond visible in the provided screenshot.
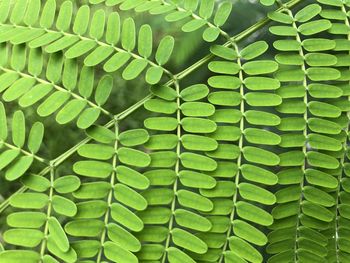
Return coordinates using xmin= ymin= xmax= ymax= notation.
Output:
xmin=89 ymin=0 xmax=233 ymax=42
xmin=138 ymin=79 xmax=218 ymax=262
xmin=203 ymin=41 xmax=280 ymax=263
xmin=64 ymin=125 xmax=150 ymax=262
xmin=0 ymin=44 xmax=115 ymax=129
xmin=0 ymin=0 xmax=175 ymax=84
xmin=0 ymin=164 xmax=81 ymax=262
xmin=267 ymin=2 xmax=350 ymax=262
xmin=315 ymin=1 xmax=350 ymax=262
xmin=0 ymin=102 xmax=46 ymax=181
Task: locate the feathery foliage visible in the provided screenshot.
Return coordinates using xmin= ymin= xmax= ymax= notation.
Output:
xmin=0 ymin=0 xmax=350 ymax=262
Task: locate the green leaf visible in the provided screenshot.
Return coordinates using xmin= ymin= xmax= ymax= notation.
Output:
xmin=245 ymin=93 xmax=282 ymax=107
xmin=21 ymin=174 xmax=50 ymax=192
xmin=208 ymin=76 xmax=241 ymax=89
xmin=144 ymin=117 xmax=178 ymax=131
xmin=145 ymin=99 xmax=177 ymax=114
xmin=180 ymin=102 xmax=215 ymax=117
xmin=242 ymin=60 xmax=278 ymax=75
xmin=37 ymin=91 xmax=70 ymax=117
xmin=114 ymin=183 xmax=147 ymax=211
xmin=7 ymin=212 xmax=46 ymax=228
xmin=302 ymin=38 xmax=335 ymax=52
xmin=182 ymin=19 xmax=207 ymax=32
xmin=236 ymin=201 xmax=273 ymax=226
xmin=305 ymin=53 xmax=337 ymax=67
xmin=308 ymin=118 xmax=342 ymax=134
xmin=107 ymin=223 xmax=141 ymax=252
xmin=111 ymin=203 xmax=143 ymax=232
xmin=167 ymin=247 xmax=196 ymax=263
xmin=182 ymin=117 xmax=216 ymax=133
xmin=72 ymin=178 xmax=108 ymax=198
xmin=229 ymin=237 xmax=263 ymax=263
xmin=78 ymin=144 xmax=114 ymax=160
xmin=214 ymin=2 xmax=232 ymax=26
xmin=182 ymin=134 xmax=218 ymax=151
xmin=122 ymin=58 xmax=148 ymax=80
xmin=180 ymin=152 xmax=217 ymax=171
xmin=295 ymin=4 xmax=322 ymax=22
xmin=65 ymin=219 xmax=104 ymax=237
xmin=116 ymin=166 xmax=149 ymax=190
xmin=0 ymin=250 xmax=40 ymax=263
xmin=0 ymin=102 xmax=7 ymax=140
xmin=208 ymin=61 xmax=240 ymax=75
xmin=118 ymin=147 xmax=151 ymax=167
xmin=12 ymin=110 xmax=25 ymax=148
xmin=27 ymin=122 xmax=44 ymax=154
xmin=307 ymin=151 xmax=339 ymax=169
xmin=178 ymin=170 xmax=216 ymax=189
xmin=95 ymin=75 xmax=113 ymax=106
xmin=268 ymin=12 xmax=293 ymax=24
xmin=75 ymin=200 xmax=107 ymax=219
xmin=149 ymin=151 xmax=177 ymax=168
xmin=298 ymin=19 xmax=332 ymax=36
xmin=156 ymin=36 xmax=174 ymax=65
xmin=210 ymin=45 xmax=237 ymax=60
xmin=52 ymin=195 xmax=77 ymax=217
xmin=138 ymin=24 xmax=153 ymax=58
xmin=104 ymin=52 xmax=131 ymax=72
xmin=6 ymin=155 xmax=33 ymax=181
xmin=4 ymin=229 xmax=43 ymax=248
xmin=233 ymin=219 xmax=268 ymax=246
xmin=150 ymin=85 xmax=177 ymax=101
xmin=239 ymin=183 xmax=276 ymax=205
xmin=240 ymin=41 xmax=268 ymax=60
xmin=122 ymin=17 xmax=136 ymax=51
xmin=177 ymin=189 xmax=213 ymax=212
xmin=243 ymin=146 xmax=279 ymax=166
xmin=174 ymin=209 xmax=212 ymax=232
xmin=270 ymin=26 xmax=297 ymax=36
xmin=54 ymin=175 xmax=80 ymax=194
xmin=308 ymin=133 xmax=342 ymax=151
xmin=309 ymin=101 xmax=341 ymax=118
xmin=48 ymin=217 xmax=69 ymax=252
xmin=10 ymin=193 xmax=48 ymax=209
xmin=302 ymin=201 xmax=334 ymax=222
xmin=73 ymin=160 xmax=113 ymax=178
xmin=47 ymin=236 xmax=77 ymax=263
xmin=241 ymin=164 xmax=278 ymax=185
xmin=119 ymin=129 xmax=149 ymax=147
xmin=307 ymin=67 xmax=340 ymax=81
xmin=244 ymin=128 xmax=281 ymax=145
xmin=0 ymin=149 xmax=19 ymax=170
xmin=305 ymin=169 xmax=338 ymax=188
xmin=104 ymin=241 xmax=137 ymax=263
xmin=244 ymin=77 xmax=280 ymax=91
xmin=208 ymin=91 xmax=241 ymax=106
xmin=172 ymin=228 xmax=207 ymax=254
xmin=303 ymin=186 xmax=335 ymax=207
xmin=308 ymin=84 xmax=343 ymax=98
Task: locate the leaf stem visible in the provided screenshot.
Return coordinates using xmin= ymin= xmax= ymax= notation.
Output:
xmin=218 ymin=42 xmax=245 ymax=263
xmin=1 ymin=140 xmax=47 ymax=164
xmin=96 ymin=121 xmax=118 ymax=262
xmin=0 ymin=23 xmax=174 ymax=78
xmin=0 ymin=66 xmax=113 ymax=117
xmin=161 ymin=80 xmax=181 ymax=263
xmin=285 ymin=8 xmax=307 ymax=260
xmin=39 ymin=165 xmax=55 ymax=261
xmin=174 ymin=0 xmax=303 ymax=80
